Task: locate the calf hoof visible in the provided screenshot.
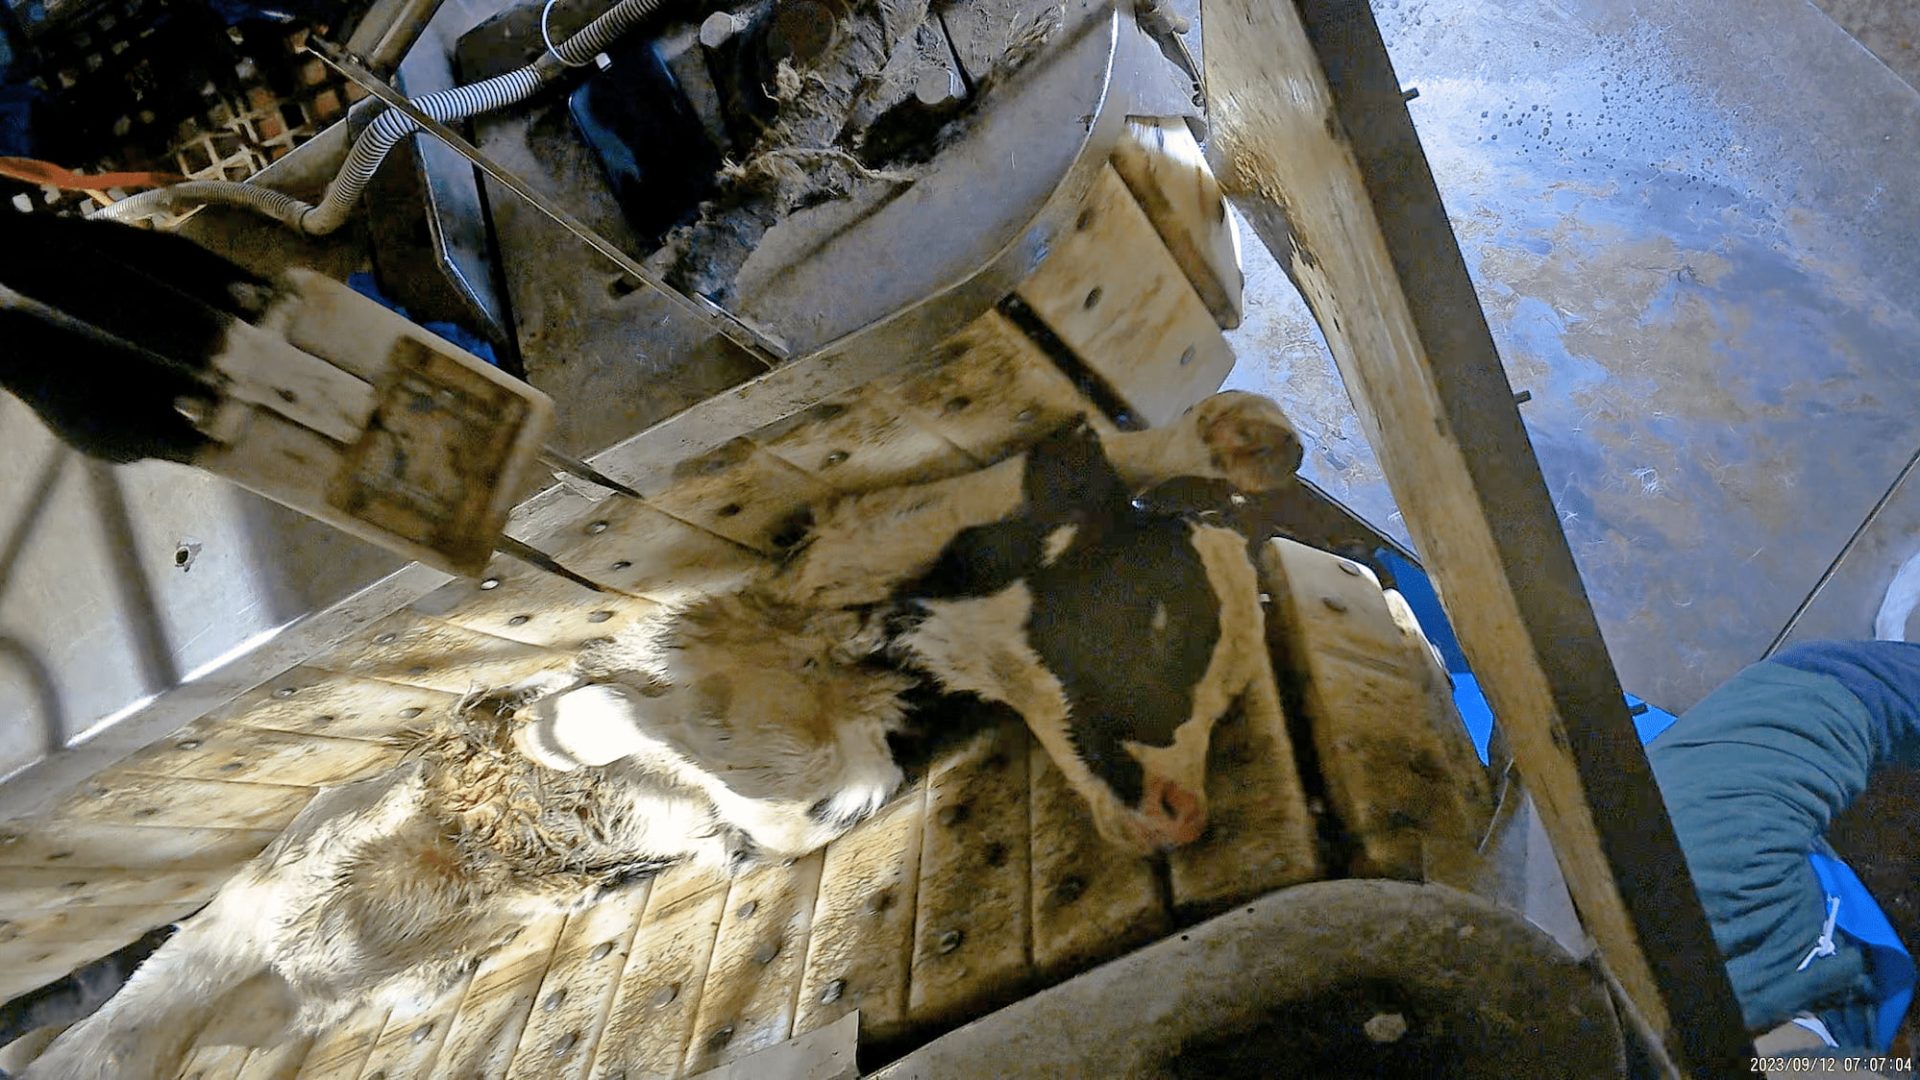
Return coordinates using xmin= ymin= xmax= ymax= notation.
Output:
xmin=1192 ymin=392 xmax=1303 ymax=492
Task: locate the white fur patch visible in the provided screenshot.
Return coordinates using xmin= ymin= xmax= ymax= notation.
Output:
xmin=1042 ymin=524 xmax=1078 ymax=566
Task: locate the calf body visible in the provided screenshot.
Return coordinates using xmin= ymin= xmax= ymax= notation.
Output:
xmin=22 ymin=392 xmax=1301 ymax=1078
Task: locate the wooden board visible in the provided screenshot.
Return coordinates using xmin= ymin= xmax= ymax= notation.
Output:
xmin=1111 ymin=117 xmax=1243 ymax=331
xmin=115 ymin=722 xmax=399 ymax=789
xmin=1200 ymin=0 xmax=1749 ymax=1068
xmin=1015 ymin=166 xmax=1236 ymax=428
xmin=1027 ymin=747 xmax=1165 ymax=979
xmin=177 ymin=1043 xmax=253 ymax=1080
xmin=506 ymin=885 xmax=653 ymax=1080
xmin=1260 ymin=538 xmax=1489 ymax=880
xmin=907 ymin=719 xmax=1032 ymax=1030
xmin=214 ymin=666 xmax=458 ymax=741
xmin=887 ymin=311 xmax=1112 ymax=464
xmin=53 ymin=771 xmax=313 ymax=831
xmin=0 ymin=864 xmax=220 ymax=911
xmin=543 ymin=496 xmax=763 ymax=608
xmin=643 ymin=439 xmax=837 ymax=555
xmin=234 ymin=1038 xmax=315 ymax=1080
xmin=793 ymin=785 xmax=926 ymax=1044
xmin=311 ymin=609 xmax=569 ymax=695
xmin=427 ymin=912 xmax=566 ymax=1079
xmin=681 ymin=853 xmax=826 ymax=1076
xmin=0 ymin=902 xmax=198 ymax=952
xmin=412 ymin=551 xmax=664 ymax=653
xmin=291 ymin=1006 xmax=389 ymax=1080
xmin=750 ymin=388 xmax=975 ymax=494
xmin=589 ymin=872 xmax=728 ymax=1080
xmin=355 ymin=974 xmax=471 ymax=1080
xmin=0 ymin=819 xmax=280 ymax=871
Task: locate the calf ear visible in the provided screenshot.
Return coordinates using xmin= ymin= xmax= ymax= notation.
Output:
xmin=1020 ymin=417 xmax=1129 ymax=525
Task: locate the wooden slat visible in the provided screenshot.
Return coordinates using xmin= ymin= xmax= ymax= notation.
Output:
xmin=1015 ymin=166 xmax=1236 ymax=427
xmin=291 ymin=1007 xmax=389 ymax=1080
xmin=681 ymin=853 xmax=826 ymax=1076
xmin=216 ymin=667 xmax=457 ymax=741
xmin=588 ymin=872 xmax=728 ymax=1080
xmin=750 ymin=387 xmax=974 ymax=494
xmin=1167 ymin=627 xmax=1321 ymax=914
xmin=505 ymin=885 xmax=652 ymax=1080
xmin=54 ymin=772 xmax=313 ymax=831
xmin=887 ymin=311 xmax=1109 ymax=464
xmin=0 ymin=902 xmax=197 ymax=953
xmin=1111 ymin=117 xmax=1244 ymax=330
xmin=0 ymin=865 xmax=220 ymax=911
xmin=177 ymin=1043 xmax=252 ymax=1080
xmin=412 ymin=553 xmax=664 ymax=652
xmin=1202 ymin=0 xmax=1749 ymax=1068
xmin=908 ymin=718 xmax=1032 ymax=1030
xmin=0 ymin=934 xmax=154 ymax=999
xmin=116 ymin=722 xmax=400 ymax=788
xmin=234 ymin=1037 xmax=315 ymax=1080
xmin=1382 ymin=586 xmax=1495 ymax=841
xmin=1261 ymin=539 xmax=1490 ymax=879
xmin=794 ymin=784 xmax=926 ymax=1044
xmin=544 ymin=497 xmax=764 ymax=608
xmin=1027 ymin=745 xmax=1165 ymax=979
xmin=355 ymin=973 xmax=471 ymax=1080
xmin=643 ymin=439 xmax=836 ymax=554
xmin=0 ymin=820 xmax=279 ymax=870
xmin=429 ymin=912 xmax=566 ymax=1079
xmin=313 ymin=610 xmax=569 ymax=695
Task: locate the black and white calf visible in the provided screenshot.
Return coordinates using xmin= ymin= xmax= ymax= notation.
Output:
xmin=23 ymin=392 xmax=1302 ymax=1080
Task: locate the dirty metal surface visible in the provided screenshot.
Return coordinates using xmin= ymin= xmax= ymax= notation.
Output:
xmin=1219 ymin=0 xmax=1920 ymax=712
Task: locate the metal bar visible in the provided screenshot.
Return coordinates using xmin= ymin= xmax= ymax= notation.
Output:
xmin=536 ymin=446 xmax=647 ymax=500
xmin=1198 ymin=0 xmax=1752 ymax=1074
xmin=344 ymin=0 xmax=450 ymax=74
xmin=1764 ymin=442 xmax=1920 ymax=655
xmin=495 ymin=535 xmax=612 ymax=593
xmin=304 ymin=37 xmax=791 ymax=370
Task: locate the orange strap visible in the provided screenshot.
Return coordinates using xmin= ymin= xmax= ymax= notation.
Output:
xmin=0 ymin=156 xmax=186 ymax=191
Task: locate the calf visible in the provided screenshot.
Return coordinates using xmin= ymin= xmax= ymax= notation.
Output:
xmin=23 ymin=393 xmax=1301 ymax=1079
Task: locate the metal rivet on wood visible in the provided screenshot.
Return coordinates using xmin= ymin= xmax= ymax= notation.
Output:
xmin=1083 ymin=286 xmax=1103 ymax=309
xmin=737 ymin=900 xmax=758 ymax=919
xmin=611 ymin=559 xmax=632 ymax=571
xmin=862 ymin=889 xmax=893 ymax=916
xmin=707 ymin=1025 xmax=735 ymax=1051
xmin=175 ymin=739 xmax=202 ymax=750
xmin=587 ymin=520 xmax=610 ymax=535
xmin=1321 ymin=596 xmax=1349 ymax=613
xmin=272 ymin=687 xmax=297 ymax=698
xmin=480 ymin=578 xmax=500 ymax=590
xmin=717 ymin=503 xmax=743 ymax=518
xmin=411 ymin=1023 xmax=433 ymax=1043
xmin=586 ymin=610 xmax=613 ymax=623
xmin=589 ymin=941 xmax=615 ymax=961
xmin=1055 ymin=876 xmax=1086 ymax=903
xmin=820 ymin=978 xmax=846 ymax=1004
xmin=753 ymin=939 xmax=780 ymax=965
xmin=508 ymin=615 xmax=531 ymax=626
xmin=937 ymin=929 xmax=965 ymax=954
xmin=651 ymin=983 xmax=679 ymax=1009
xmin=544 ymin=990 xmax=566 ymax=1011
xmin=1336 ymin=561 xmax=1363 ymax=576
xmin=553 ymin=1031 xmax=579 ymax=1057
xmin=823 ymin=450 xmax=850 ymax=466
xmin=375 ymin=632 xmax=399 ymax=645
xmin=399 ymin=707 xmax=424 ymax=719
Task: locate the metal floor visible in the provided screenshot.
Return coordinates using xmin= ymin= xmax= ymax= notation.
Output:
xmin=2 ymin=0 xmax=1917 ymax=792
xmin=1224 ymin=0 xmax=1920 ymax=712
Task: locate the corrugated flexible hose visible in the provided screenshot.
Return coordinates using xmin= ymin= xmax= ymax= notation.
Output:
xmin=98 ymin=0 xmax=666 ymax=233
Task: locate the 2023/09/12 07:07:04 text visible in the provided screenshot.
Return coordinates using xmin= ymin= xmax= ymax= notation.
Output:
xmin=1749 ymin=1057 xmax=1916 ymax=1074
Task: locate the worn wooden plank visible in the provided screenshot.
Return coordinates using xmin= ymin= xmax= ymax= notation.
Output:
xmin=429 ymin=911 xmax=566 ymax=1079
xmin=412 ymin=552 xmax=664 ymax=652
xmin=0 ymin=903 xmax=197 ymax=953
xmin=751 ymin=387 xmax=974 ymax=494
xmin=1111 ymin=117 xmax=1244 ymax=330
xmin=643 ymin=439 xmax=836 ymax=555
xmin=0 ymin=933 xmax=162 ymax=1001
xmin=794 ymin=784 xmax=926 ymax=1044
xmin=907 ymin=718 xmax=1032 ymax=1030
xmin=1015 ymin=166 xmax=1235 ymax=428
xmin=116 ymin=722 xmax=400 ymax=788
xmin=1201 ymin=0 xmax=1749 ymax=1068
xmin=0 ymin=820 xmax=279 ymax=871
xmin=681 ymin=853 xmax=825 ymax=1076
xmin=0 ymin=865 xmax=220 ymax=912
xmin=588 ymin=871 xmax=728 ymax=1080
xmin=177 ymin=1043 xmax=253 ymax=1080
xmin=233 ymin=1037 xmax=315 ymax=1080
xmin=1167 ymin=612 xmax=1321 ymax=914
xmin=216 ymin=666 xmax=458 ymax=741
xmin=1260 ymin=538 xmax=1491 ymax=880
xmin=545 ymin=497 xmax=764 ymax=608
xmin=291 ymin=1006 xmax=388 ymax=1080
xmin=888 ymin=310 xmax=1110 ymax=464
xmin=313 ymin=609 xmax=569 ymax=696
xmin=506 ymin=885 xmax=652 ymax=1080
xmin=54 ymin=772 xmax=312 ymax=831
xmin=1382 ymin=586 xmax=1495 ymax=842
xmin=355 ymin=974 xmax=471 ymax=1080
xmin=1027 ymin=745 xmax=1165 ymax=979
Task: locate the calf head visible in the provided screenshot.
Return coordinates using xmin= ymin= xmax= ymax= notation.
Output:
xmin=893 ymin=420 xmax=1256 ymax=853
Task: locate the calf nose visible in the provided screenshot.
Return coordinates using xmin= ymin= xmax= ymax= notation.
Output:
xmin=1141 ymin=775 xmax=1207 ymax=849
